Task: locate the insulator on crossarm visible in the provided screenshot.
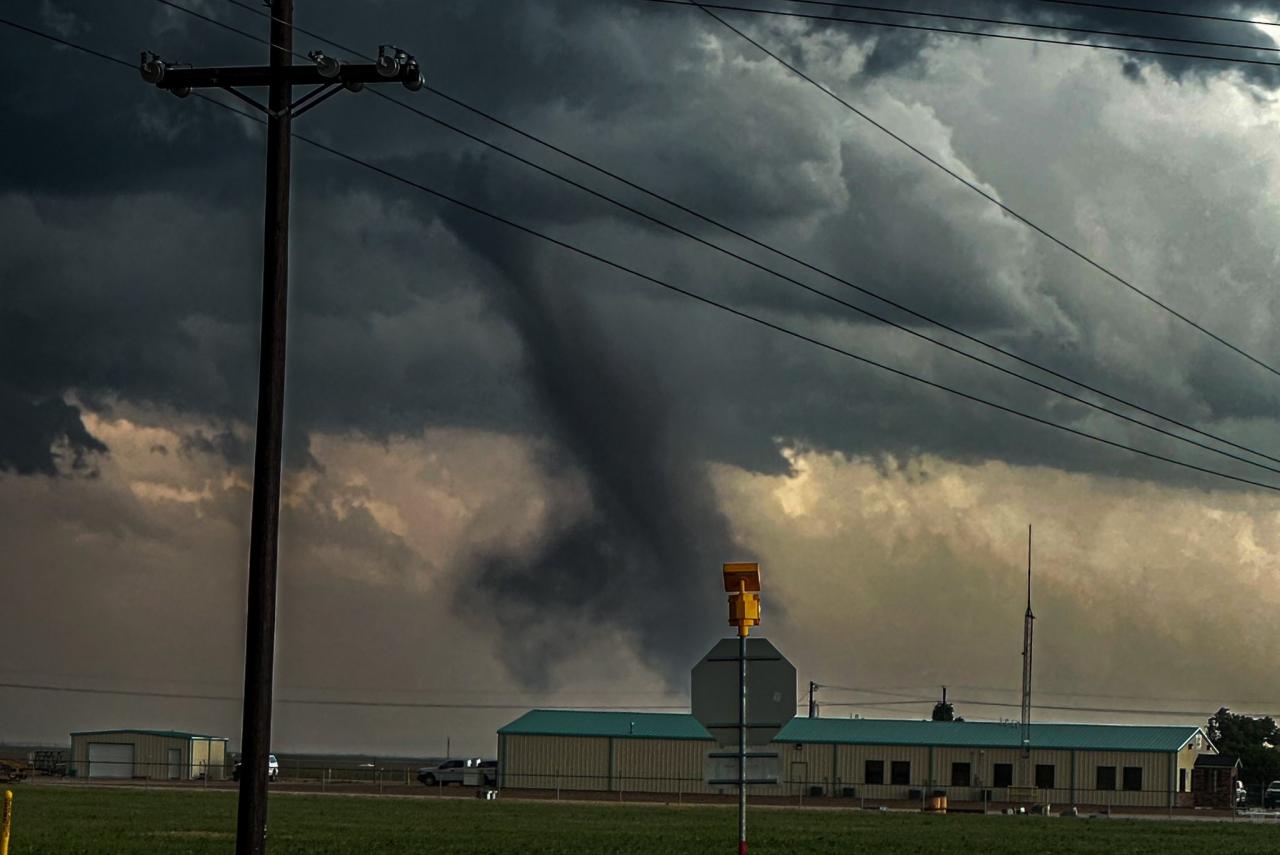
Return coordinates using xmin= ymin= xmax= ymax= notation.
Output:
xmin=376 ymin=44 xmax=401 ymax=78
xmin=139 ymin=51 xmax=166 ymax=84
xmin=402 ymin=58 xmax=423 ymax=91
xmin=309 ymin=50 xmax=341 ymax=79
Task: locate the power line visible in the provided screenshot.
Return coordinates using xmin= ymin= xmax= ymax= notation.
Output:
xmin=216 ymin=0 xmax=376 ymax=62
xmin=917 ymin=682 xmax=1280 ymax=707
xmin=822 ymin=681 xmax=1280 ymax=707
xmin=366 ymin=94 xmax=1280 ymax=477
xmin=189 ymin=0 xmax=1280 ymax=473
xmin=0 ymin=681 xmax=686 ymax=711
xmin=204 ymin=0 xmax=1280 ymax=468
xmin=675 ymin=1 xmax=1280 ymax=380
xmin=815 ymin=690 xmax=1278 ymax=719
xmin=638 ymin=0 xmax=1280 ymax=71
xmin=6 ymin=18 xmax=1280 ymax=497
xmin=151 ymin=0 xmax=310 ymax=63
xmin=777 ymin=0 xmax=1280 ymax=55
xmin=1006 ymin=0 xmax=1280 ymax=28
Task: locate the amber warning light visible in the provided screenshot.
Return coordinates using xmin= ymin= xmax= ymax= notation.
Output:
xmin=723 ymin=562 xmax=761 ymax=637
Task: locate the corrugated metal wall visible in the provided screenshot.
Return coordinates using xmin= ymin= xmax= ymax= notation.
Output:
xmin=502 ymin=735 xmax=612 ymax=791
xmin=72 ymin=733 xmax=187 ymax=780
xmin=616 ymin=737 xmax=709 ymax=794
xmin=501 ymin=733 xmax=1188 ymax=807
xmin=1075 ymin=750 xmax=1172 ymax=807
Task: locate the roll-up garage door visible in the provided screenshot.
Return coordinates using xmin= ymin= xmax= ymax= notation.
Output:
xmin=88 ymin=742 xmax=134 ymax=778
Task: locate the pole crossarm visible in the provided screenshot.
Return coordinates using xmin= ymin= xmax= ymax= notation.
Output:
xmin=138 ymin=46 xmax=422 ymax=117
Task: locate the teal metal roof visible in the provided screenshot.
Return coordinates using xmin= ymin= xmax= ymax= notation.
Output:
xmin=498 ymin=711 xmax=1200 ymax=753
xmin=776 ymin=718 xmax=1200 ymax=753
xmin=498 ymin=710 xmax=712 ymax=741
xmin=70 ymin=729 xmax=227 ymax=741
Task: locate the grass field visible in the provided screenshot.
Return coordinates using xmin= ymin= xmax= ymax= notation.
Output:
xmin=7 ymin=785 xmax=1279 ymax=854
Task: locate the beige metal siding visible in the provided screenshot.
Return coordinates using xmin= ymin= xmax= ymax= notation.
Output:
xmin=1074 ymin=750 xmax=1169 ymax=807
xmin=502 ymin=735 xmax=611 ymax=791
xmin=833 ymin=744 xmax=932 ymax=801
xmin=616 ymin=738 xmax=711 ymax=794
xmin=72 ymin=733 xmax=190 ymax=780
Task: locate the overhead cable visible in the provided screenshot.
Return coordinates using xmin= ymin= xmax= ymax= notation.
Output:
xmin=778 ymin=0 xmax=1280 ymax=56
xmin=0 ymin=680 xmax=686 ymax=711
xmin=636 ymin=0 xmax=1280 ymax=71
xmin=672 ymin=0 xmax=1280 ymax=380
xmin=1007 ymin=0 xmax=1280 ymax=28
xmin=5 ymin=16 xmax=1280 ymax=496
xmin=191 ymin=0 xmax=1280 ymax=472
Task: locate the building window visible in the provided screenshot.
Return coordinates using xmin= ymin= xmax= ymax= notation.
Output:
xmin=891 ymin=761 xmax=911 ymax=786
xmin=1096 ymin=766 xmax=1116 ymax=791
xmin=1123 ymin=767 xmax=1143 ymax=791
xmin=951 ymin=763 xmax=971 ymax=787
xmin=1035 ymin=764 xmax=1055 ymax=789
xmin=864 ymin=760 xmax=884 ymax=785
xmin=992 ymin=763 xmax=1013 ymax=788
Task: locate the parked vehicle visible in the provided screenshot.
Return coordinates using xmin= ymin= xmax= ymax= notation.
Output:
xmin=417 ymin=758 xmax=471 ymax=786
xmin=1264 ymin=780 xmax=1280 ymax=809
xmin=232 ymin=754 xmax=279 ymax=782
xmin=417 ymin=758 xmax=483 ymax=786
xmin=478 ymin=759 xmax=498 ymax=787
xmin=0 ymin=759 xmax=28 ymax=783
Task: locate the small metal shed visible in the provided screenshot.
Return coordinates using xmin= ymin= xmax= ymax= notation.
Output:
xmin=70 ymin=729 xmax=228 ymax=781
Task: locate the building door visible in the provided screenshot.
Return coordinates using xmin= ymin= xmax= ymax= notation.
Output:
xmin=87 ymin=743 xmax=134 ymax=778
xmin=168 ymin=748 xmax=182 ymax=780
xmin=1179 ymin=768 xmax=1187 ymax=793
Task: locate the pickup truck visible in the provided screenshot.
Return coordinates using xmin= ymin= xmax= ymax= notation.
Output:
xmin=417 ymin=758 xmax=496 ymax=787
xmin=417 ymin=759 xmax=474 ymax=786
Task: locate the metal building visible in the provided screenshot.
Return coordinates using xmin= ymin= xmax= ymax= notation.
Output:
xmin=497 ymin=710 xmax=1215 ymax=808
xmin=70 ymin=729 xmax=228 ymax=781
xmin=498 ymin=711 xmax=714 ymax=794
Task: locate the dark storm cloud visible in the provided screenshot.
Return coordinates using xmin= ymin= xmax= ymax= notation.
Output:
xmin=4 ymin=0 xmax=1278 ymax=478
xmin=0 ymin=382 xmax=105 ymax=475
xmin=6 ymin=0 xmax=1280 ymax=697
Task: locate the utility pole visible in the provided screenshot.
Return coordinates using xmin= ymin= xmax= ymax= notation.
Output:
xmin=1020 ymin=525 xmax=1035 ymax=763
xmin=139 ymin=7 xmax=422 ymax=854
xmin=808 ymin=681 xmax=817 ymax=719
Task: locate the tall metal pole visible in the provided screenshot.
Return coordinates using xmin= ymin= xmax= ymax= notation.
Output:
xmin=236 ymin=2 xmax=292 ymax=853
xmin=738 ymin=632 xmax=747 ymax=855
xmin=1020 ymin=524 xmax=1035 ymax=763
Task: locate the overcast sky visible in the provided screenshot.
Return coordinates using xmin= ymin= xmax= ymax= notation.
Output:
xmin=3 ymin=0 xmax=1280 ymax=756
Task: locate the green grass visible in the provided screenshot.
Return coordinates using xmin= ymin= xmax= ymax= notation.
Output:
xmin=7 ymin=785 xmax=1278 ymax=854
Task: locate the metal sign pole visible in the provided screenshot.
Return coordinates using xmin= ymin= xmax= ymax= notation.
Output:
xmin=738 ymin=632 xmax=747 ymax=855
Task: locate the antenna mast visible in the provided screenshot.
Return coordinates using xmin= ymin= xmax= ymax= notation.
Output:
xmin=1020 ymin=525 xmax=1035 ymax=758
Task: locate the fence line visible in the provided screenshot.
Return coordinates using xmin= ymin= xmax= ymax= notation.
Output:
xmin=22 ymin=759 xmax=1280 ymax=816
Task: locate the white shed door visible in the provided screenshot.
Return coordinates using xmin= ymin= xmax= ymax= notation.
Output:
xmin=88 ymin=743 xmax=134 ymax=778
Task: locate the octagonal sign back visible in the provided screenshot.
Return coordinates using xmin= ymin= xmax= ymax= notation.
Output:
xmin=690 ymin=637 xmax=796 ymax=746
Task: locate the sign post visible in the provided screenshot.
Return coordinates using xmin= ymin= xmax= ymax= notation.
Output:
xmin=691 ymin=563 xmax=795 ymax=855
xmin=728 ymin=564 xmax=757 ymax=855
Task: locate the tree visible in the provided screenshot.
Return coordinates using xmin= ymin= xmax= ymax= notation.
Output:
xmin=932 ymin=701 xmax=955 ymax=722
xmin=1207 ymin=707 xmax=1280 ymax=801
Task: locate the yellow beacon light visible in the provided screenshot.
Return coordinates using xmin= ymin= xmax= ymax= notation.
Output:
xmin=723 ymin=562 xmax=761 ymax=637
